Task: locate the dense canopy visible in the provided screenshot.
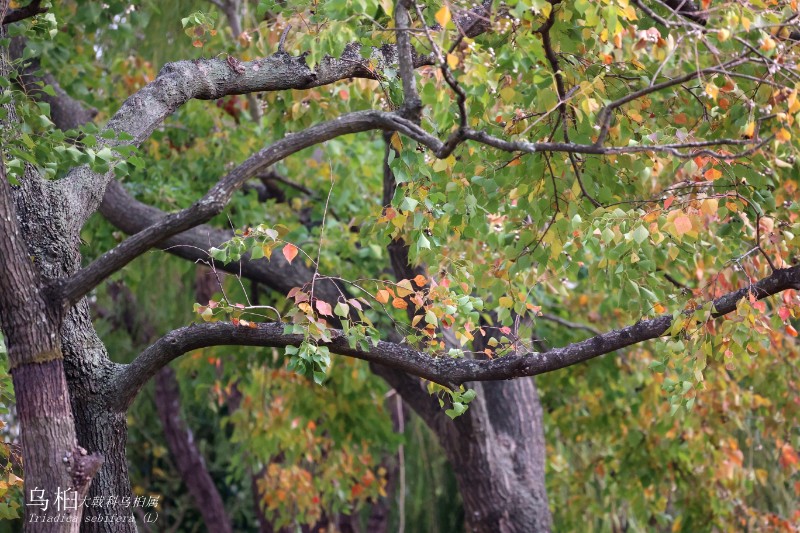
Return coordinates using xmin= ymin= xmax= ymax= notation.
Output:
xmin=1 ymin=0 xmax=800 ymax=531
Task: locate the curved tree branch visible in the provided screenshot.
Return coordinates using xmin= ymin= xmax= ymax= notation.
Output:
xmin=56 ymin=44 xmax=435 ymax=226
xmin=109 ymin=264 xmax=800 ymax=412
xmin=54 ymin=102 xmax=768 ymax=308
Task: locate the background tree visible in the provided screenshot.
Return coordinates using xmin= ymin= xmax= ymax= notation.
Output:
xmin=1 ymin=0 xmax=800 ymax=532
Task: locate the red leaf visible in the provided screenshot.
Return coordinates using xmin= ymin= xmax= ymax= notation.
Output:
xmin=779 ymin=306 xmax=791 ymax=321
xmin=282 ymin=243 xmax=298 ymax=264
xmin=663 ymin=196 xmax=675 ymax=210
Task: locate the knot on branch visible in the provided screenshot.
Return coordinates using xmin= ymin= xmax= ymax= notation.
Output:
xmin=69 ymin=446 xmax=104 ymax=497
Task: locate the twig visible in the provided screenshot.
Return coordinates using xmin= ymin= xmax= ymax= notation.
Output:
xmin=278 ymin=24 xmax=291 ymax=53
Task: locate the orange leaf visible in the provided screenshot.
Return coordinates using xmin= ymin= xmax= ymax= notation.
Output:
xmin=777 ymin=128 xmax=792 ymax=142
xmin=704 ymin=168 xmax=723 ymax=181
xmin=663 ymin=196 xmax=675 ymax=210
xmin=780 ymin=442 xmax=800 ymax=468
xmin=376 ymin=289 xmax=391 ymax=304
xmin=786 ymin=324 xmax=798 ymax=337
xmin=391 ymin=297 xmax=408 ymax=310
xmin=673 ymin=113 xmax=687 ymax=125
xmin=674 ymin=215 xmax=692 ymax=235
xmin=282 ymin=243 xmax=298 ymax=263
xmin=413 ymin=274 xmax=427 ymax=287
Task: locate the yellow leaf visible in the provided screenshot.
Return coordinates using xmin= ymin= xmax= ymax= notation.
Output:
xmin=498 ymin=296 xmax=513 ymax=308
xmin=581 ymin=98 xmax=600 ymax=114
xmin=623 ymin=4 xmax=637 ymax=20
xmin=777 ymin=128 xmax=792 ymax=142
xmin=700 ymin=198 xmax=718 ymax=216
xmin=390 ymin=132 xmax=403 ymax=152
xmin=743 ymin=121 xmax=755 ymax=138
xmin=741 ymin=16 xmax=750 ymax=31
xmin=705 ymin=83 xmax=719 ymax=100
xmin=435 ymin=5 xmax=451 ymax=27
xmin=379 ymin=0 xmax=393 ymax=16
xmin=446 ymin=53 xmax=459 ymax=69
xmin=717 ymin=29 xmax=730 ymax=41
xmin=790 ymin=91 xmax=800 ymax=113
xmin=396 ymin=279 xmax=414 ymax=297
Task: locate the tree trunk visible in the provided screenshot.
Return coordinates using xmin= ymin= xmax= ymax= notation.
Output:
xmin=0 ymin=158 xmax=102 ymax=531
xmin=155 ymin=367 xmax=233 ymax=533
xmin=448 ymin=379 xmax=551 ymax=533
xmin=380 ymin=132 xmax=553 ymax=533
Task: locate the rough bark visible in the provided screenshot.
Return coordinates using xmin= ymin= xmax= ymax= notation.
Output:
xmin=452 ymin=380 xmax=550 ymax=532
xmin=0 ymin=153 xmax=102 ymax=532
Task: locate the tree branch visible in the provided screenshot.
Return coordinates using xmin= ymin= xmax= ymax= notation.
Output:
xmin=110 ymin=264 xmax=800 ymax=412
xmin=50 ymin=110 xmax=403 ymax=307
xmin=54 ymin=98 xmax=769 ymax=308
xmin=395 ymin=0 xmax=422 ymax=120
xmin=99 ymin=181 xmax=342 ymax=301
xmin=56 ymin=44 xmax=435 ymax=226
xmin=2 ymin=0 xmax=46 ymax=25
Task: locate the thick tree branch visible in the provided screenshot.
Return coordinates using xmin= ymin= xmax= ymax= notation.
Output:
xmin=57 ymin=44 xmax=434 ymax=226
xmin=110 ymin=264 xmax=800 ymax=412
xmin=99 ymin=181 xmax=342 ymax=300
xmin=51 ymin=110 xmax=400 ymax=306
xmin=2 ymin=0 xmax=46 ymax=25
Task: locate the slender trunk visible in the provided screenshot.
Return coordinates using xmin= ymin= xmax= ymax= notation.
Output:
xmin=155 ymin=367 xmax=233 ymax=533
